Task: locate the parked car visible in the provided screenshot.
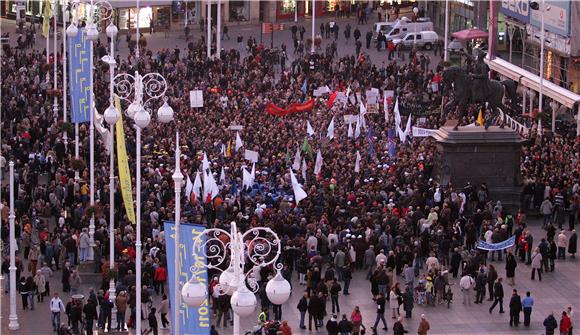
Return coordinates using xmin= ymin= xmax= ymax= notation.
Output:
xmin=392 ymin=30 xmax=440 ymax=50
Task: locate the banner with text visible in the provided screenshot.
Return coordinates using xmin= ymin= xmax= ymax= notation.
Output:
xmin=164 ymin=222 xmax=210 ymax=335
xmin=412 ymin=127 xmax=437 ymax=137
xmin=68 ymin=29 xmax=92 ymax=123
xmin=477 ymin=236 xmax=516 ymax=251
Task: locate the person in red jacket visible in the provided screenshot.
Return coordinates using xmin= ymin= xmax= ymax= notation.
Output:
xmin=153 ymin=263 xmax=167 ymax=295
xmin=560 ymin=310 xmax=572 ymax=334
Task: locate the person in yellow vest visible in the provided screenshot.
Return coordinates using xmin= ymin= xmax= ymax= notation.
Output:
xmin=80 ymin=183 xmax=89 ymax=204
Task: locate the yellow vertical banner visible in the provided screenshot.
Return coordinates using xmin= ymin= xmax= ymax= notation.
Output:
xmin=115 ymin=96 xmax=136 ymax=225
xmin=42 ymin=0 xmax=52 ymax=38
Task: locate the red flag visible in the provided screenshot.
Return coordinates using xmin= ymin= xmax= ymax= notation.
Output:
xmin=327 ymin=91 xmax=338 ymax=108
xmin=265 ymin=99 xmax=315 ymax=117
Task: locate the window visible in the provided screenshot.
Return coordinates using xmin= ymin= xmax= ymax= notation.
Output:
xmin=230 ymin=1 xmax=249 ymax=21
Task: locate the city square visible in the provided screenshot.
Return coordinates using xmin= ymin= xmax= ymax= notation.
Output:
xmin=0 ymin=1 xmax=579 ymax=335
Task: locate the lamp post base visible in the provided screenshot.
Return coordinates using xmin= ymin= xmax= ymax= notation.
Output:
xmin=8 ymin=315 xmax=20 ymax=330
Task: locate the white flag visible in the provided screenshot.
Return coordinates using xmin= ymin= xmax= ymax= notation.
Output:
xmin=344 ymin=86 xmax=351 ymax=107
xmin=242 ymin=167 xmax=253 ymax=190
xmin=327 ymin=117 xmax=335 ymax=140
xmin=185 ymin=175 xmax=194 ymax=200
xmin=202 ymin=152 xmax=210 ymax=171
xmin=301 ymin=158 xmax=307 ymax=181
xmin=290 ymin=169 xmax=307 ymax=204
xmin=206 ymin=170 xmax=220 ymax=199
xmin=306 ymin=120 xmax=315 ymax=136
xmin=220 ymin=167 xmax=226 ymax=183
xmin=221 ymin=143 xmax=226 ymax=157
xmin=292 ymin=146 xmax=301 ymax=171
xmin=354 ymin=151 xmax=361 ymax=173
xmin=394 ymin=98 xmax=402 ymax=134
xmin=354 ymin=116 xmax=361 ymax=139
xmin=347 ymin=122 xmax=353 ymax=138
xmin=314 ymin=149 xmax=323 ymax=175
xmin=359 ymin=101 xmax=367 ymax=115
xmin=401 ymin=115 xmax=412 ymax=144
xmin=384 ymin=93 xmax=389 ymax=123
xmin=250 ymin=163 xmax=256 ymax=185
xmin=235 ymin=132 xmax=243 ymax=151
xmin=192 ymin=172 xmax=202 ymax=200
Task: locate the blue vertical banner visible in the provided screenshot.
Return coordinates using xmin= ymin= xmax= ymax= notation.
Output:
xmin=68 ymin=29 xmax=91 ymax=123
xmin=164 ymin=222 xmax=211 ymax=335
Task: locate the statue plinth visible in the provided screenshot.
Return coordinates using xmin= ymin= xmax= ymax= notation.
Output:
xmin=433 ymin=125 xmax=525 ymax=210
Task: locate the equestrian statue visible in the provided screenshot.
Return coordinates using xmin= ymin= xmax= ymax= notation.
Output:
xmin=442 ymin=53 xmax=518 ymax=130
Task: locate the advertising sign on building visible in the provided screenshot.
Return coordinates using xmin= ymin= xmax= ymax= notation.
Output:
xmin=500 ymin=0 xmax=531 ymax=23
xmin=530 ymin=0 xmax=570 ymax=37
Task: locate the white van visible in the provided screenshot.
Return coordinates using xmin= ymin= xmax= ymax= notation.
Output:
xmin=392 ymin=31 xmax=440 ymax=50
xmin=382 ymin=17 xmax=433 ymax=40
xmin=373 ymin=21 xmax=397 ymax=37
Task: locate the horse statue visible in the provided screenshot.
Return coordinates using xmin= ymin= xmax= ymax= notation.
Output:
xmin=442 ymin=65 xmax=518 ymax=130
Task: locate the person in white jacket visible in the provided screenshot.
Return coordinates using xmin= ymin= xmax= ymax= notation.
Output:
xmin=557 ymin=230 xmax=568 ymax=259
xmin=389 ymin=283 xmax=401 ymax=319
xmin=459 ymin=274 xmax=474 ymax=306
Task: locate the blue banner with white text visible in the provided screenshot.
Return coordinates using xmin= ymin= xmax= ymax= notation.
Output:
xmin=477 ymin=236 xmax=516 ymax=251
xmin=164 ymin=221 xmax=210 ymax=335
xmin=68 ymin=29 xmax=91 ymax=123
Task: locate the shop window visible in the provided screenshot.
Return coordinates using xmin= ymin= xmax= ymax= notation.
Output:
xmin=279 ymin=0 xmax=295 ymax=16
xmin=230 ymin=1 xmax=249 ymax=21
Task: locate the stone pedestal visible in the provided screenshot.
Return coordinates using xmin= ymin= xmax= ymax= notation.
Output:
xmin=433 ymin=126 xmax=524 ymax=209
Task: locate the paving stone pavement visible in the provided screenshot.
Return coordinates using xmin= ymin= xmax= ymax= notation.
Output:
xmin=0 ymin=14 xmax=577 ymax=335
xmin=1 ymin=217 xmax=578 ymax=335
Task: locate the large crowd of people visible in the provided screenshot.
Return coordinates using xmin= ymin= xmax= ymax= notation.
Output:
xmin=1 ymin=7 xmax=579 ymax=335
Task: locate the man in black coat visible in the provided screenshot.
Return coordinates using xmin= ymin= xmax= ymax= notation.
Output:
xmin=543 ymin=312 xmax=558 ymax=335
xmin=393 ymin=316 xmax=408 ymax=335
xmin=297 ymin=293 xmax=308 ymax=329
xmin=83 ymin=299 xmax=98 ymax=334
xmin=326 ymin=315 xmax=339 ymax=335
xmin=489 ymin=277 xmax=504 ymax=314
xmin=366 ymin=31 xmax=373 ymax=49
xmin=308 ymin=292 xmax=321 ymax=331
xmin=509 ymin=289 xmax=522 ymax=327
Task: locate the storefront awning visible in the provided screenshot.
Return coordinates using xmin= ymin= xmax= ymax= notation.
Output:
xmin=486 ymin=56 xmax=580 ymax=109
xmin=110 ymin=1 xmax=171 ymax=8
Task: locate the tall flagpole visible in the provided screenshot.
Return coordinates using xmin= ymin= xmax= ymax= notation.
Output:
xmin=311 ymin=0 xmax=315 ymax=53
xmin=53 ymin=0 xmax=58 ymax=124
xmin=538 ymin=0 xmax=545 ymax=136
xmin=63 ymin=0 xmax=68 ymax=146
xmin=444 ymin=0 xmax=449 ymax=61
xmin=88 ymin=0 xmax=96 ymax=260
xmin=8 ymin=161 xmax=19 ymax=330
xmin=172 ymin=132 xmax=184 ymax=335
xmin=136 ymin=0 xmax=140 ymax=59
xmin=217 ymin=0 xmax=221 ymax=59
xmin=207 ymin=0 xmax=212 ymax=59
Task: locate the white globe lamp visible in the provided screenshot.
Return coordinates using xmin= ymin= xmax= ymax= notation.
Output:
xmin=219 ymin=266 xmax=236 ymax=295
xmin=230 ymin=283 xmax=257 ymax=317
xmin=181 ymin=277 xmax=207 ymax=307
xmin=86 ymin=23 xmax=99 ymax=41
xmin=66 ymin=24 xmax=78 ymax=38
xmin=265 ymin=271 xmax=291 ymax=305
xmin=134 ymin=107 xmax=151 ymax=129
xmin=103 ymin=105 xmax=120 ymax=126
xmin=126 ymin=101 xmax=141 ymax=119
xmin=157 ymin=100 xmax=174 ymax=123
xmin=106 ymin=23 xmax=118 ymax=38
